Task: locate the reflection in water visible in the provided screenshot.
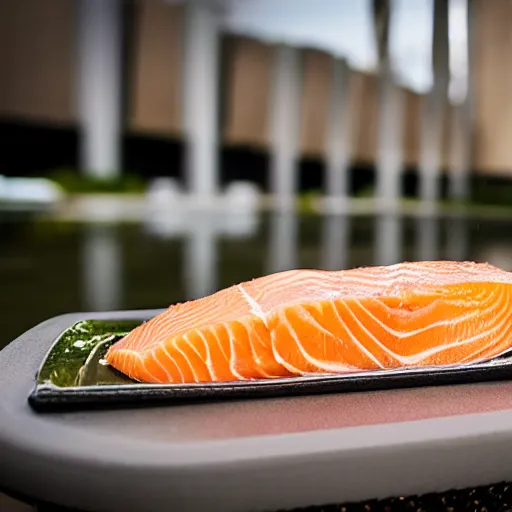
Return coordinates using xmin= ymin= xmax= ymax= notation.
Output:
xmin=321 ymin=214 xmax=351 ymax=270
xmin=144 ymin=210 xmax=219 ymax=300
xmin=77 ymin=212 xmax=473 ymax=314
xmin=415 ymin=214 xmax=439 ymax=261
xmin=144 ymin=207 xmax=186 ymax=239
xmin=143 ymin=208 xmax=259 ymax=300
xmin=445 ymin=215 xmax=469 ymax=261
xmin=375 ymin=213 xmax=402 ymax=266
xmin=222 ymin=211 xmax=259 ymax=239
xmin=267 ymin=211 xmax=298 ymax=273
xmin=4 ymin=212 xmax=512 ymax=353
xmin=184 ymin=220 xmax=217 ymax=300
xmin=82 ymin=225 xmax=122 ymax=311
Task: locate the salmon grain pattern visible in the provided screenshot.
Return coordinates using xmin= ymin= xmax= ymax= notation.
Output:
xmin=105 ymin=261 xmax=512 ymax=383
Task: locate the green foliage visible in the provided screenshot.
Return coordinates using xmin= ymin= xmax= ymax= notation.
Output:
xmin=297 ymin=190 xmax=321 ymax=213
xmin=46 ymin=168 xmax=512 ymax=208
xmin=48 ymin=168 xmax=146 ymax=194
xmin=349 ymin=180 xmax=512 ymax=209
xmin=470 ymin=180 xmax=512 ymax=207
xmin=354 ymin=185 xmax=375 ymax=198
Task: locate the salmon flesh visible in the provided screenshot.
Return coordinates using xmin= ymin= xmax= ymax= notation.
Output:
xmin=105 ymin=261 xmax=512 ymax=383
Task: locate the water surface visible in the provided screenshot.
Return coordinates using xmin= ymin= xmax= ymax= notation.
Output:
xmin=1 ymin=211 xmax=511 ymax=349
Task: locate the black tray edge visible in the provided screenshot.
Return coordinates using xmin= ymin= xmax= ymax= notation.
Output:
xmin=28 ymin=359 xmax=512 ymax=412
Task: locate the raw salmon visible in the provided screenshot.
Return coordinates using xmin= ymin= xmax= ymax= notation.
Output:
xmin=105 ymin=261 xmax=512 ymax=384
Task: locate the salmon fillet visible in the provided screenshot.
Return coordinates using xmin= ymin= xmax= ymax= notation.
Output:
xmin=104 ymin=261 xmax=512 ymax=384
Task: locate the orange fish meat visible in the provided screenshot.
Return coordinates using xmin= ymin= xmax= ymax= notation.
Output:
xmin=105 ymin=261 xmax=512 ymax=384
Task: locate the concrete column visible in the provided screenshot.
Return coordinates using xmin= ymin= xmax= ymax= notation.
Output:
xmin=77 ymin=0 xmax=123 ymax=179
xmin=448 ymin=105 xmax=471 ymax=200
xmin=372 ymin=0 xmax=404 ymax=208
xmin=375 ymin=67 xmax=404 ymax=208
xmin=182 ymin=0 xmax=222 ymax=198
xmin=418 ymin=0 xmax=450 ymax=205
xmin=269 ymin=45 xmax=302 ymax=211
xmin=448 ymin=0 xmax=472 ymax=201
xmin=325 ymin=58 xmax=351 ymax=201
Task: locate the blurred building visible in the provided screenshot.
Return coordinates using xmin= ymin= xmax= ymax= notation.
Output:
xmin=0 ymin=0 xmax=510 ymax=195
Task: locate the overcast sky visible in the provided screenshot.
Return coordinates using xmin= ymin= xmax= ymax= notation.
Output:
xmin=224 ymin=0 xmax=443 ymax=93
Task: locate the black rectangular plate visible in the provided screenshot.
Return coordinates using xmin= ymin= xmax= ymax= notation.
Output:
xmin=28 ymin=317 xmax=512 ymax=412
